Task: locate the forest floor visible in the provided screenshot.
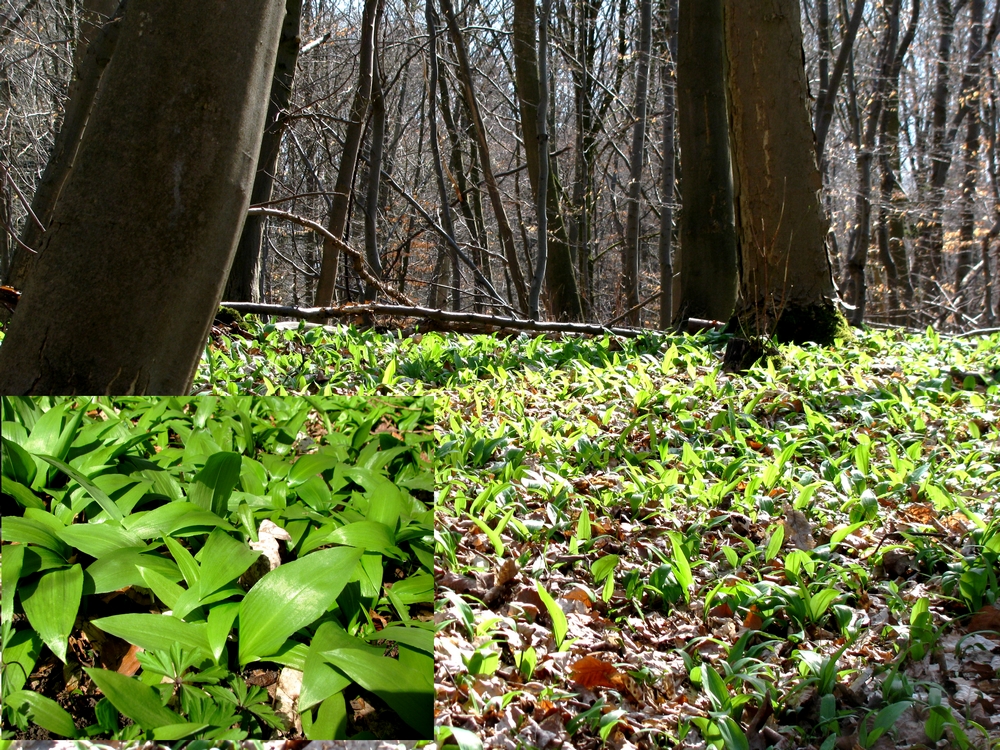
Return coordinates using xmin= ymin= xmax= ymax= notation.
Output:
xmin=192 ymin=317 xmax=1000 ymax=749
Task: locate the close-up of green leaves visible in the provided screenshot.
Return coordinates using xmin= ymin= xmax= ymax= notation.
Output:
xmin=0 ymin=396 xmax=435 ymax=741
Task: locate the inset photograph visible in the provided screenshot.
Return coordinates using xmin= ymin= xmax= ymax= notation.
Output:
xmin=1 ymin=396 xmax=434 ymax=741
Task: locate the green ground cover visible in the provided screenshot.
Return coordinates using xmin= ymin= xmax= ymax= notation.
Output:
xmin=1 ymin=396 xmax=435 ymax=741
xmin=192 ymin=317 xmax=999 ymax=749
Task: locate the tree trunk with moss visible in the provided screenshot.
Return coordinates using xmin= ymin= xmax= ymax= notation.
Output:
xmin=724 ymin=0 xmax=841 ymax=348
xmin=0 ymin=0 xmax=284 ymax=394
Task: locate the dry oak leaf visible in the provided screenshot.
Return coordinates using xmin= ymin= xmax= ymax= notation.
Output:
xmin=570 ymin=655 xmax=624 ymax=690
xmin=968 ymin=603 xmax=1000 ymax=634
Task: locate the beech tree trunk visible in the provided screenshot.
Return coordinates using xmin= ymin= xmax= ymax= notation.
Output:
xmin=658 ymin=0 xmax=678 ymax=329
xmin=6 ymin=0 xmax=125 ymax=297
xmin=0 ymin=0 xmax=284 ymax=394
xmin=224 ymin=0 xmax=302 ymax=303
xmin=724 ymin=0 xmax=840 ymax=345
xmin=621 ymin=0 xmax=652 ymax=326
xmin=513 ymin=0 xmax=584 ymax=321
xmin=676 ymin=0 xmax=737 ymax=324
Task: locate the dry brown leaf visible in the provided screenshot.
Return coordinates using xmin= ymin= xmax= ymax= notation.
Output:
xmin=570 ymin=655 xmax=622 ymax=689
xmin=743 ymin=606 xmax=763 ymax=630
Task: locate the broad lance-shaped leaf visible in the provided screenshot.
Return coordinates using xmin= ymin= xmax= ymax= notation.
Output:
xmin=196 ymin=528 xmax=260 ymax=598
xmin=322 ymin=647 xmax=433 ymax=738
xmin=84 ymin=667 xmax=183 ymax=729
xmin=188 ymin=451 xmax=242 ymax=517
xmin=20 ymin=564 xmax=83 ymax=663
xmin=2 ymin=542 xmax=25 ymax=627
xmin=91 ymin=613 xmax=210 ymax=654
xmin=35 ymin=454 xmax=124 ymax=524
xmin=4 ymin=690 xmax=79 ymax=738
xmin=239 ymin=546 xmax=363 ymax=665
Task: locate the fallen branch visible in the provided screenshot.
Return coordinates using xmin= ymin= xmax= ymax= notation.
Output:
xmin=245 ymin=206 xmax=413 ymax=307
xmin=219 ymin=301 xmax=654 ymax=337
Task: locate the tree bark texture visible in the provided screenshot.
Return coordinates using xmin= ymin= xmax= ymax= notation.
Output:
xmin=224 ymin=0 xmax=302 ymax=303
xmin=363 ymin=45 xmax=386 ymax=302
xmin=676 ymin=0 xmax=737 ymax=324
xmin=314 ymin=0 xmax=381 ymax=306
xmin=7 ymin=0 xmax=125 ymax=295
xmin=0 ymin=0 xmax=285 ymax=394
xmin=621 ymin=0 xmax=652 ymax=326
xmin=658 ymin=0 xmax=678 ymax=329
xmin=513 ymin=0 xmax=584 ymax=321
xmin=724 ymin=0 xmax=839 ymax=344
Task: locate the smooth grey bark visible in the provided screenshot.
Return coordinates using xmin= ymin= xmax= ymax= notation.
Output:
xmin=621 ymin=0 xmax=652 ymax=326
xmin=6 ymin=0 xmax=125 ymax=296
xmin=724 ymin=0 xmax=840 ymax=345
xmin=658 ymin=0 xmax=678 ymax=329
xmin=224 ymin=0 xmax=302 ymax=303
xmin=0 ymin=0 xmax=285 ymax=394
xmin=676 ymin=0 xmax=737 ymax=324
xmin=314 ymin=0 xmax=381 ymax=305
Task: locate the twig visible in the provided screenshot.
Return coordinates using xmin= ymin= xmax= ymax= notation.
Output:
xmin=245 ymin=207 xmax=413 ymax=307
xmin=218 ymin=301 xmax=654 ymax=338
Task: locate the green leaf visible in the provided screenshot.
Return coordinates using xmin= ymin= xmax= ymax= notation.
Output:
xmin=20 ymin=564 xmax=83 ymax=663
xmin=197 ymin=529 xmax=260 ymax=598
xmin=703 ymin=664 xmax=731 ymax=713
xmin=2 ymin=629 xmax=43 ymax=695
xmin=668 ymin=531 xmax=694 ymax=602
xmin=2 ymin=478 xmax=45 ymax=509
xmin=188 ymin=451 xmax=243 ymax=517
xmin=238 ymin=546 xmax=363 ymax=664
xmin=5 ymin=690 xmax=79 ymax=737
xmin=371 ymin=625 xmax=434 ymax=654
xmin=287 ymin=453 xmax=340 ymax=488
xmin=304 ymin=693 xmax=348 ymax=740
xmin=2 ymin=437 xmax=37 ymax=487
xmin=2 ymin=542 xmax=25 ymax=628
xmin=91 ymin=613 xmax=210 ymax=653
xmin=535 ymin=581 xmax=568 ymax=650
xmin=137 ymin=566 xmax=187 ymax=611
xmin=2 ymin=517 xmax=69 ymax=557
xmin=84 ymin=667 xmax=183 ymax=729
xmin=85 ymin=547 xmax=182 ymax=594
xmin=35 ymin=454 xmax=124 ymax=524
xmin=322 ymin=647 xmax=432 ymax=738
xmin=437 ymin=725 xmax=484 ymax=750
xmin=324 ymin=520 xmax=402 ymax=557
xmin=163 ymin=536 xmax=200 ymax=587
xmin=56 ymin=522 xmax=145 ymax=558
xmin=150 ymin=723 xmax=212 ymax=740
xmin=764 ymin=524 xmax=784 ymax=562
xmin=207 ymin=601 xmax=240 ymax=664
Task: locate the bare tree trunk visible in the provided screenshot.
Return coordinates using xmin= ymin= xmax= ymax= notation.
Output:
xmin=813 ymin=0 xmax=866 ymax=159
xmin=71 ymin=0 xmax=120 ymax=75
xmin=724 ymin=0 xmax=840 ymax=348
xmin=224 ymin=0 xmax=302 ymax=303
xmin=363 ymin=45 xmax=386 ymax=302
xmin=676 ymin=0 xmax=737 ymax=324
xmin=425 ymin=0 xmax=460 ymax=311
xmin=440 ymin=0 xmax=529 ymax=313
xmin=513 ymin=0 xmax=584 ymax=320
xmin=0 ymin=0 xmax=285 ymax=394
xmin=658 ymin=0 xmax=678 ymax=329
xmin=314 ymin=0 xmax=381 ymax=306
xmin=957 ymin=0 xmax=986 ymax=316
xmin=529 ymin=0 xmax=552 ymax=321
xmin=846 ymin=0 xmax=901 ymax=325
xmin=621 ymin=0 xmax=652 ymax=326
xmin=6 ymin=0 xmax=125 ymax=296
xmin=876 ymin=0 xmax=920 ymax=319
